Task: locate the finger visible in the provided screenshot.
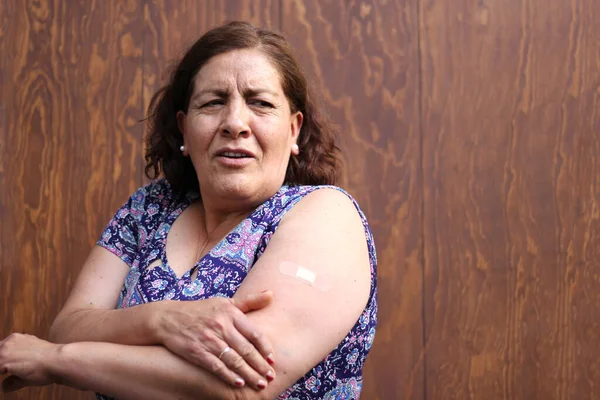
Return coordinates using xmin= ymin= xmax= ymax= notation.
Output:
xmin=218 ymin=345 xmax=269 ymax=391
xmin=226 ymin=328 xmax=275 ymax=382
xmin=206 ymin=352 xmax=247 ymax=388
xmin=233 ymin=314 xmax=275 ymax=366
xmin=232 ymin=290 xmax=273 ymax=314
xmin=187 ymin=341 xmax=246 ymax=388
xmin=1 ymin=375 xmax=29 ymax=393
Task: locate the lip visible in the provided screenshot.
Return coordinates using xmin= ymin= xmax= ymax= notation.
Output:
xmin=214 ymin=147 xmax=256 ymax=158
xmin=214 ymin=147 xmax=255 ymax=168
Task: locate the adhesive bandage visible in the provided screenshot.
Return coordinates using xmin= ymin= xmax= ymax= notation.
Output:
xmin=278 ymin=261 xmax=331 ymax=291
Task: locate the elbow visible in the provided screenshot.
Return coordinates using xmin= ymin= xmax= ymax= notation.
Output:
xmin=48 ymin=317 xmax=66 ymax=343
xmin=48 ymin=309 xmax=84 ymax=343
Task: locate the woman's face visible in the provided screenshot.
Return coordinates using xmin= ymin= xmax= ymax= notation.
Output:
xmin=177 ymin=49 xmax=302 ymax=207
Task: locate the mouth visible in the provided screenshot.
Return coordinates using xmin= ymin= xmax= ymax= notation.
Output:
xmin=214 ymin=148 xmax=255 ymax=168
xmin=216 ymin=149 xmax=255 ymax=159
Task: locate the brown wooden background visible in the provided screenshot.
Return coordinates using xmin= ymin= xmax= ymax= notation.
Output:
xmin=1 ymin=0 xmax=599 ymax=399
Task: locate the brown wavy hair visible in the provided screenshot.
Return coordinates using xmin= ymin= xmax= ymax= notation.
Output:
xmin=144 ymin=21 xmax=341 ymax=196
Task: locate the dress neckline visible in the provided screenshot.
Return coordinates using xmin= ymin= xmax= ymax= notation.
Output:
xmin=156 ymin=186 xmax=287 ymax=281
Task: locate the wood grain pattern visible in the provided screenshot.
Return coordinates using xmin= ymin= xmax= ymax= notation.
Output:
xmin=421 ymin=0 xmax=600 ymax=398
xmin=0 ymin=0 xmax=7 ymax=275
xmin=282 ymin=1 xmax=424 ymax=399
xmin=0 ymin=0 xmax=144 ymax=398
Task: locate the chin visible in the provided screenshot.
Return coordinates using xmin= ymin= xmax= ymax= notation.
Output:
xmin=214 ymin=178 xmax=258 ymax=200
xmin=212 ymin=177 xmax=279 ymax=205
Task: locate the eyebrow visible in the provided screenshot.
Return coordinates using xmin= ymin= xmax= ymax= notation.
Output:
xmin=191 ymin=87 xmax=279 ymax=102
xmin=190 ymin=89 xmax=227 ymax=103
xmin=244 ymin=88 xmax=279 ymax=98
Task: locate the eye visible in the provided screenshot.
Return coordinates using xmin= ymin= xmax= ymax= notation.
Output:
xmin=201 ymin=99 xmax=224 ymax=108
xmin=250 ymin=99 xmax=274 ymax=108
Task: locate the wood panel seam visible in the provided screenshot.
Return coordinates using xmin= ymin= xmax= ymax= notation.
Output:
xmin=417 ymin=0 xmax=427 ymax=398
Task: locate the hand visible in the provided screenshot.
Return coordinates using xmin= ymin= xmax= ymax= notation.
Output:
xmin=0 ymin=333 xmax=60 ymax=393
xmin=156 ymin=290 xmax=276 ymax=390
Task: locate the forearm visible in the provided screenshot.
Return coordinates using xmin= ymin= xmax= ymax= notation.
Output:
xmin=51 ymin=342 xmax=262 ymax=400
xmin=48 ymin=302 xmax=165 ymax=345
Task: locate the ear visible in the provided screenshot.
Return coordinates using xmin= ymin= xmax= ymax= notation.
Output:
xmin=290 ymin=111 xmax=303 ymax=146
xmin=176 ymin=110 xmax=187 ymax=138
xmin=176 ymin=111 xmax=189 ymax=156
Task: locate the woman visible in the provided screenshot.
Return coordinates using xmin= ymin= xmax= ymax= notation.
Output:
xmin=0 ymin=21 xmax=377 ymax=399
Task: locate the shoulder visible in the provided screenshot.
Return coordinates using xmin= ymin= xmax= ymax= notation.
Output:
xmin=274 ymin=185 xmax=376 ymax=296
xmin=292 ymin=185 xmax=358 ymax=210
xmin=125 ymin=179 xmax=176 ymax=212
xmin=109 ymin=179 xmax=179 ymax=232
xmin=271 ymin=185 xmax=372 ymax=282
xmin=257 ymin=184 xmax=376 ymax=280
xmin=278 ymin=185 xmax=367 ymax=234
xmin=274 ymin=184 xmax=363 ymax=214
xmin=133 ymin=178 xmax=174 ymax=203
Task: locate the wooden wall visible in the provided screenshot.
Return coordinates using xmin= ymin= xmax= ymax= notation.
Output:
xmin=421 ymin=0 xmax=600 ymax=398
xmin=1 ymin=0 xmax=598 ymax=399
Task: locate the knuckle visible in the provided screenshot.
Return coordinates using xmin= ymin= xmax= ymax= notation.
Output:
xmin=187 ymin=343 xmax=205 ymax=358
xmin=223 ymin=301 xmax=239 ymax=315
xmin=229 ymin=354 xmax=246 ymax=371
xmin=215 ymin=298 xmax=232 ymax=310
xmin=239 ymin=343 xmax=255 ymax=358
xmin=204 ymin=335 xmax=221 ymax=350
xmin=214 ymin=318 xmax=227 ymax=332
xmin=210 ymin=359 xmax=224 ymax=374
xmin=207 ymin=317 xmax=227 ymax=333
xmin=6 ymin=333 xmax=20 ymax=342
xmin=195 ymin=352 xmax=212 ymax=366
xmin=251 ymin=329 xmax=263 ymax=342
xmin=194 ymin=327 xmax=211 ymax=341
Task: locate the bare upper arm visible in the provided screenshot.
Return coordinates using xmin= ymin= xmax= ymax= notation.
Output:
xmin=54 ymin=246 xmax=130 ymax=320
xmin=232 ymin=188 xmax=372 ymax=398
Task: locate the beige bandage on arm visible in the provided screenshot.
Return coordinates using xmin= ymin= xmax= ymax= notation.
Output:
xmin=278 ymin=261 xmax=332 ymax=291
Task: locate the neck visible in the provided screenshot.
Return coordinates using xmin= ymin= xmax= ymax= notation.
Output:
xmin=197 ymin=196 xmax=256 ymax=236
xmin=197 ymin=183 xmax=281 ymax=233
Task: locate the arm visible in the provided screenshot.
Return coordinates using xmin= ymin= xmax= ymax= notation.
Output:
xmin=53 ymin=342 xmax=261 ymax=400
xmin=48 ymin=246 xmax=160 ymax=345
xmin=49 ymin=246 xmax=276 ymax=390
xmin=0 ymin=334 xmax=264 ymax=400
xmin=4 ymin=188 xmax=371 ymax=398
xmin=60 ymin=188 xmax=371 ymax=398
xmin=228 ymin=188 xmax=372 ymax=396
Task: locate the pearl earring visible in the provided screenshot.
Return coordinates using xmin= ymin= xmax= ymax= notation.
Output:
xmin=292 ymin=144 xmax=299 ymax=154
xmin=180 ymin=145 xmax=185 ymax=152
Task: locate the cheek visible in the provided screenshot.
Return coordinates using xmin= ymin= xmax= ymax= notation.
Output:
xmin=259 ymin=135 xmax=289 ymax=161
xmin=188 ymin=118 xmax=215 ymax=149
xmin=260 ymin=122 xmax=292 ymax=154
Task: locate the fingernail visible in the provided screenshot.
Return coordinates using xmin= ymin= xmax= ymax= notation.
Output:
xmin=267 ymin=353 xmax=275 ymax=365
xmin=266 ymin=369 xmax=275 ymax=381
xmin=235 ymin=378 xmax=245 ymax=387
xmin=257 ymin=379 xmax=267 ymax=389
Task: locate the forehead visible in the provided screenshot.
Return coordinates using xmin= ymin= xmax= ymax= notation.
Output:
xmin=193 ymin=49 xmax=283 ymax=93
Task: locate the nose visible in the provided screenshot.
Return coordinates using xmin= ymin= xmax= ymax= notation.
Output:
xmin=220 ymin=99 xmax=250 ymax=139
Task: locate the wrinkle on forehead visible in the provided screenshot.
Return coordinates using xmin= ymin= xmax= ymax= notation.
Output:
xmin=192 ymin=49 xmax=283 ymax=99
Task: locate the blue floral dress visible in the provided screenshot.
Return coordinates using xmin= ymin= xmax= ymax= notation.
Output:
xmin=96 ymin=179 xmax=377 ymax=399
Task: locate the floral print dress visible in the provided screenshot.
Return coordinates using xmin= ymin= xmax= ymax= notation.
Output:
xmin=96 ymin=179 xmax=377 ymax=399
